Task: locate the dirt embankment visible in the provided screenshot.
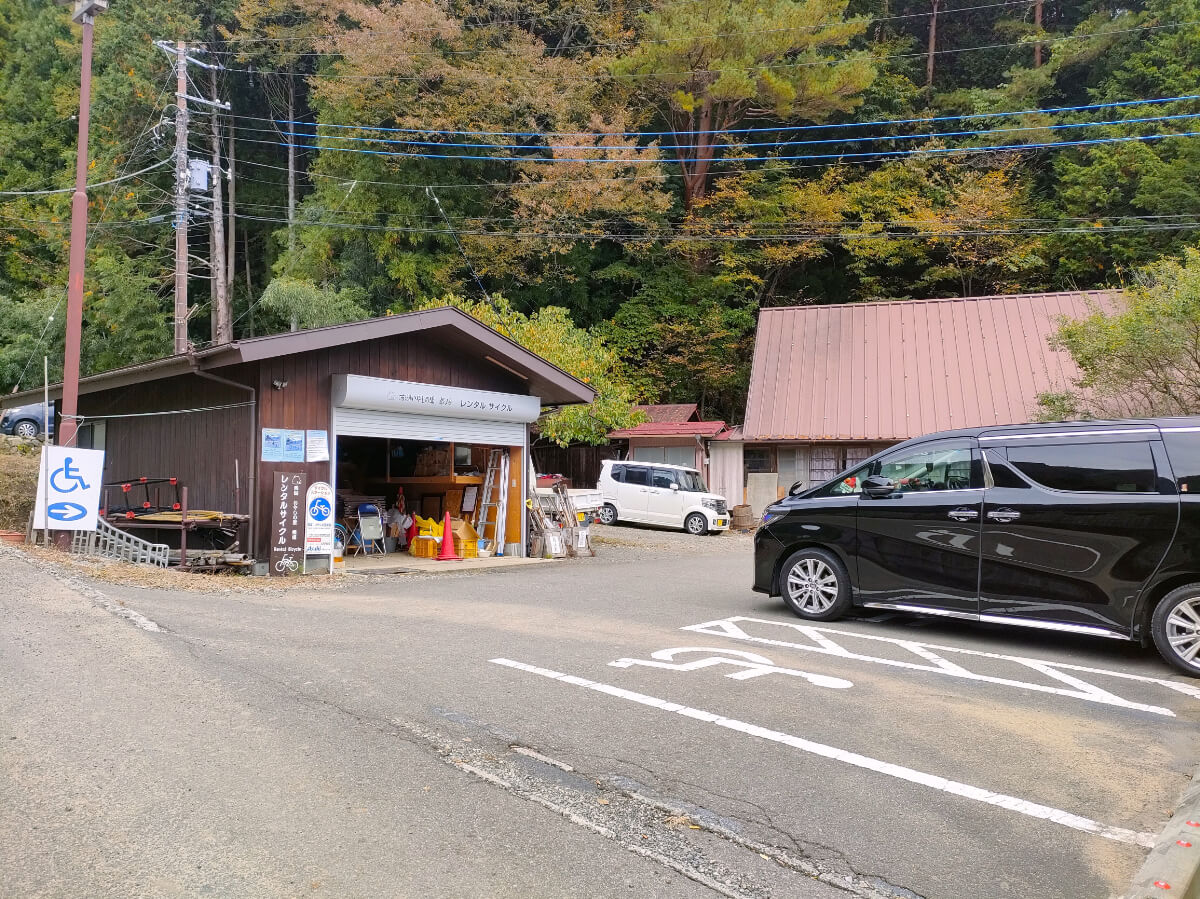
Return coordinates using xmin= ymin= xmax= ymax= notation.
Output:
xmin=0 ymin=436 xmax=40 ymax=532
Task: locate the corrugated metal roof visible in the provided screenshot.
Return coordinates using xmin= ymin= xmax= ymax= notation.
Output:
xmin=633 ymin=403 xmax=700 ymax=423
xmin=743 ymin=291 xmax=1121 ymax=441
xmin=608 ymin=420 xmax=727 ymax=439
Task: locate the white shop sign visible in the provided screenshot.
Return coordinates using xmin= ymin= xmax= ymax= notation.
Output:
xmin=304 ymin=481 xmax=335 ymax=556
xmin=332 ymin=374 xmax=541 ymax=424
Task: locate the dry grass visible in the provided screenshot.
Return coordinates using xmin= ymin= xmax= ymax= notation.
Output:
xmin=0 ymin=437 xmax=41 ymax=532
xmin=19 ymin=544 xmax=347 ymax=595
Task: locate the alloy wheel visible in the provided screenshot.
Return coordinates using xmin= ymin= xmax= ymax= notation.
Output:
xmin=786 ymin=558 xmax=840 ymax=614
xmin=13 ymin=421 xmax=38 ymax=439
xmin=685 ymin=514 xmax=706 ymax=535
xmin=1166 ymin=596 xmax=1200 ymax=666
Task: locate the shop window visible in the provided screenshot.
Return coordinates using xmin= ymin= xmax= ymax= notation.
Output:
xmin=744 ymin=446 xmax=777 ymax=473
xmin=810 ymin=445 xmax=877 ymax=486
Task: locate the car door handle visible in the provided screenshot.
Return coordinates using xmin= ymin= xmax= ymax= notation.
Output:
xmin=947 ymin=508 xmax=979 ymax=521
xmin=987 ymin=509 xmax=1021 ymax=523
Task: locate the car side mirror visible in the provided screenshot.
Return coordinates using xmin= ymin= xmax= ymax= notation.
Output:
xmin=670 ymin=483 xmax=679 ymax=491
xmin=788 ymin=480 xmax=805 ymax=496
xmin=862 ymin=476 xmax=896 ymax=498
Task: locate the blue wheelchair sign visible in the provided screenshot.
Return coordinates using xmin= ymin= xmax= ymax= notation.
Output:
xmin=36 ymin=446 xmax=104 ymax=531
xmin=50 ymin=457 xmax=91 ymax=493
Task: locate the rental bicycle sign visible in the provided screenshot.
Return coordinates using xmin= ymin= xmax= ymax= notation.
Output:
xmin=33 ymin=447 xmax=105 ymax=531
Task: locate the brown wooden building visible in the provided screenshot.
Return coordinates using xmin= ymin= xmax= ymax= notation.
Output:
xmin=4 ymin=307 xmax=594 ymax=560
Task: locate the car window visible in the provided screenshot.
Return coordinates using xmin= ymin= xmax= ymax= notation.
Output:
xmin=1005 ymin=440 xmax=1156 ymax=493
xmin=878 ymin=445 xmax=975 ymax=492
xmin=651 ymin=469 xmax=677 ymax=489
xmin=677 ymin=470 xmax=708 ymax=492
xmin=623 ymin=466 xmax=650 ymax=487
xmin=811 ymin=463 xmax=871 ymax=497
xmin=1162 ymin=431 xmax=1200 ymax=494
xmin=609 ymin=465 xmax=625 ymax=483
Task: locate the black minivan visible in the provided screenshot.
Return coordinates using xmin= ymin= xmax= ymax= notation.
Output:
xmin=754 ymin=418 xmax=1200 ymax=676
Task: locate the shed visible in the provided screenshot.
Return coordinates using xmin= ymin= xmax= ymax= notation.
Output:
xmin=735 ymin=291 xmax=1121 ymax=514
xmin=4 ymin=306 xmax=595 ymax=562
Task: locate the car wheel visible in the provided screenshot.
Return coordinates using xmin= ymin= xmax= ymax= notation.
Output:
xmin=12 ymin=420 xmax=39 ymax=439
xmin=684 ymin=512 xmax=708 ymax=536
xmin=1152 ymin=586 xmax=1200 ymax=676
xmin=597 ymin=503 xmax=618 ymax=526
xmin=779 ymin=548 xmax=852 ymax=621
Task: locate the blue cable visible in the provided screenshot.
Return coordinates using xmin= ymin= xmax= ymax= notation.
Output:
xmin=270 ymin=110 xmax=1200 ymax=152
xmin=249 ymin=92 xmax=1200 ymax=139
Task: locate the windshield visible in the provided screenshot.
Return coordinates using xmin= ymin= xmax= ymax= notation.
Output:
xmin=676 ymin=469 xmax=708 ymax=492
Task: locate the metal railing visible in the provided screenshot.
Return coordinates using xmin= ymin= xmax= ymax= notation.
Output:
xmin=71 ymin=517 xmax=170 ymax=568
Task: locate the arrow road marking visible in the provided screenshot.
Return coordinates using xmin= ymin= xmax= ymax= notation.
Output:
xmin=609 ymin=647 xmax=853 ymax=689
xmin=681 ymin=617 xmax=1200 ymax=717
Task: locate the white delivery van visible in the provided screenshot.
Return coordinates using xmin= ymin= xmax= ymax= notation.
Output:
xmin=596 ymin=460 xmax=730 ymax=535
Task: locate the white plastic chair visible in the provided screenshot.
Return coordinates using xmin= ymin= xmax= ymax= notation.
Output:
xmin=356 ymin=503 xmax=386 ymax=554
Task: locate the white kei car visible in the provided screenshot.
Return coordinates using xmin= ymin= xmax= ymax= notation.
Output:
xmin=595 ymin=460 xmax=730 ymax=535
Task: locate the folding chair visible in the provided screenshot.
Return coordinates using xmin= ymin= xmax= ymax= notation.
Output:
xmin=357 ymin=503 xmax=387 ymax=554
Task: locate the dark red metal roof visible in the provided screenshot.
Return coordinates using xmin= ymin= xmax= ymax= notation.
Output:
xmin=744 ymin=292 xmax=1122 ymax=441
xmin=633 ymin=403 xmax=700 ymax=423
xmin=608 ymin=420 xmax=727 ymax=439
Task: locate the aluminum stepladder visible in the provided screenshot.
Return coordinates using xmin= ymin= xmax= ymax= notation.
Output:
xmin=475 ymin=448 xmax=510 ymax=555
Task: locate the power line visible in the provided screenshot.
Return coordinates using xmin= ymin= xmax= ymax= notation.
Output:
xmin=0 ymin=159 xmax=172 ymax=197
xmin=228 ymin=210 xmax=1200 ymax=241
xmin=232 ymin=126 xmax=1200 ymax=165
xmin=232 ymin=92 xmax=1200 ymax=139
xmin=10 ymin=69 xmax=178 ymax=393
xmin=212 ymin=20 xmax=1191 ymax=84
xmin=208 ymin=0 xmax=1039 ymax=58
xmin=235 ymin=110 xmax=1200 ymax=153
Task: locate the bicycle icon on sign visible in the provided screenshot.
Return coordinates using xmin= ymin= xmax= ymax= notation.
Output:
xmin=50 ymin=457 xmax=91 ymax=493
xmin=274 ymin=555 xmax=300 ymax=573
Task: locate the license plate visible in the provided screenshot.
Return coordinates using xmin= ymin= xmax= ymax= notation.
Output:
xmin=716 ymin=519 xmax=727 ymax=527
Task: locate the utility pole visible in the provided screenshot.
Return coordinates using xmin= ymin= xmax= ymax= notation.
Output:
xmin=56 ymin=0 xmax=108 ymax=450
xmin=210 ymin=67 xmax=230 ymax=345
xmin=173 ymin=40 xmax=189 ymax=354
xmin=1033 ymin=0 xmax=1044 ymax=68
xmin=157 ymin=40 xmax=231 ymax=350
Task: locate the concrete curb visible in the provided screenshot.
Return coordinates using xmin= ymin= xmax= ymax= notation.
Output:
xmin=1125 ymin=762 xmax=1200 ymax=898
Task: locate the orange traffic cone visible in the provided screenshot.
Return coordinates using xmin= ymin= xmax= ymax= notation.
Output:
xmin=436 ymin=511 xmax=463 ymax=561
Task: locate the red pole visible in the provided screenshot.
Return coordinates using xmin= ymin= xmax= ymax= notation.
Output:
xmin=59 ymin=13 xmax=96 ymax=450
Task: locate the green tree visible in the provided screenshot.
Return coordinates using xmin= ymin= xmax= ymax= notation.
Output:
xmin=416 ymin=294 xmax=645 ymax=445
xmin=611 ymin=0 xmax=875 ymax=209
xmin=1038 ymin=246 xmax=1200 ymax=419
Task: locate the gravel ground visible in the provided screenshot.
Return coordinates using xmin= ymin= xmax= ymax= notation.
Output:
xmin=5 ymin=522 xmax=753 ymax=594
xmin=588 ymin=522 xmax=754 ymax=560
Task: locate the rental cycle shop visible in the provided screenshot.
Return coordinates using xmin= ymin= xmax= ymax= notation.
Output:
xmin=3 ymin=307 xmax=595 ymax=568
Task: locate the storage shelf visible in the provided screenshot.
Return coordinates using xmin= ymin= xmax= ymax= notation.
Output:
xmin=387 ymin=475 xmax=484 ymax=486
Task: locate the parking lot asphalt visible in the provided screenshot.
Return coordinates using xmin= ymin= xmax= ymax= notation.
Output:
xmin=3 ymin=532 xmax=1198 ymax=898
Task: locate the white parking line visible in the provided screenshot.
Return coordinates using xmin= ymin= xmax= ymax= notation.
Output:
xmin=490 ymin=657 xmax=1158 ymax=849
xmin=681 ymin=617 xmax=1200 ymax=717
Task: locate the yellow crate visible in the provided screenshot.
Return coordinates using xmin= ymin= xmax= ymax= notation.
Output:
xmin=410 ymin=536 xmax=439 ymax=559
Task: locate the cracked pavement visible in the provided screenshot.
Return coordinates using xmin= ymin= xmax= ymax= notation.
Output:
xmin=2 ymin=535 xmax=1197 ymax=898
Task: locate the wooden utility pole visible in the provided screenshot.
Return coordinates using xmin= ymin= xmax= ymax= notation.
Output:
xmin=287 ymin=71 xmax=297 ymax=254
xmin=173 ymin=40 xmax=189 ymax=354
xmin=227 ymin=124 xmax=236 ymax=334
xmin=1034 ymin=0 xmax=1044 ymax=67
xmin=926 ymin=0 xmax=940 ymax=90
xmin=209 ymin=68 xmax=231 ymax=345
xmin=57 ymin=0 xmax=108 ymax=449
